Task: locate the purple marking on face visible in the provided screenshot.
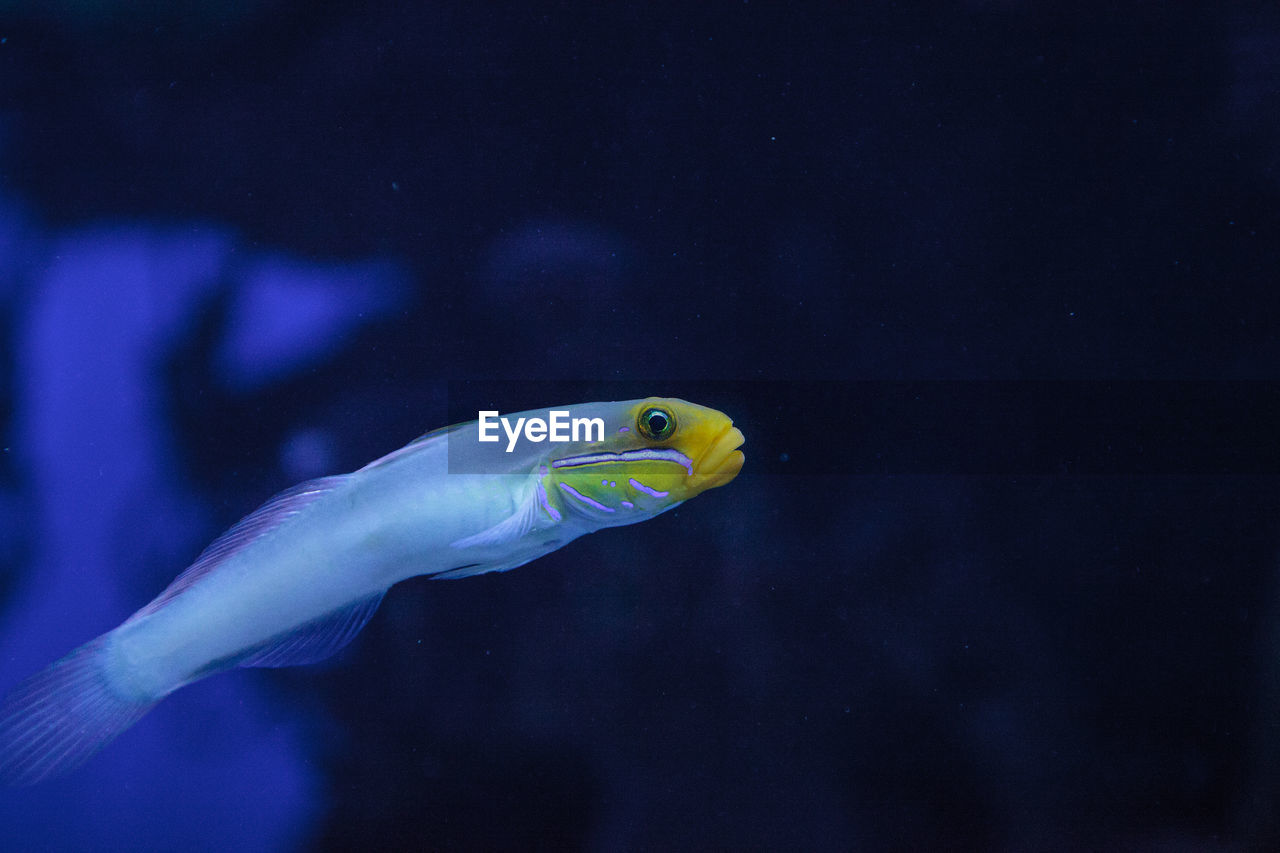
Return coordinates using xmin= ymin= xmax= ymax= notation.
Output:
xmin=609 ymin=480 xmax=616 ymax=487
xmin=539 ymin=465 xmax=549 ymax=477
xmin=629 ymin=478 xmax=669 ymax=498
xmin=552 ymin=448 xmax=693 ymax=475
xmin=601 ymin=479 xmax=608 ymax=486
xmin=558 ymin=482 xmax=615 ymax=512
xmin=621 ymin=500 xmax=634 ymax=508
xmin=618 ymin=426 xmax=630 ymax=433
xmin=536 ymin=480 xmax=561 ymax=522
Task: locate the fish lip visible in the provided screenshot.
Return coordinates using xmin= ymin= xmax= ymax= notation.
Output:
xmin=695 ymin=423 xmax=746 ymax=479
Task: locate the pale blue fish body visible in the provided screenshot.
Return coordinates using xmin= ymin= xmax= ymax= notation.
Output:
xmin=0 ymin=397 xmax=745 ymax=785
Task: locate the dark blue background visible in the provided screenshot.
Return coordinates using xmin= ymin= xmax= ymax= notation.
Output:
xmin=1 ymin=2 xmax=1278 ymax=849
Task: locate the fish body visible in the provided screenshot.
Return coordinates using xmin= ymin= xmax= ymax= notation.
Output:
xmin=0 ymin=397 xmax=744 ymax=785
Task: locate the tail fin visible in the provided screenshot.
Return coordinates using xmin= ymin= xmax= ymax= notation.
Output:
xmin=0 ymin=635 xmax=157 ymax=786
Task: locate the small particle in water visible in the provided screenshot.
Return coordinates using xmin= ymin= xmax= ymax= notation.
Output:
xmin=779 ymin=452 xmax=790 ymax=463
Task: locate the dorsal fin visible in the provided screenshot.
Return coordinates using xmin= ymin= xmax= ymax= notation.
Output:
xmin=358 ymin=420 xmax=476 ymax=472
xmin=127 ymin=475 xmax=346 ymax=624
xmin=237 ymin=592 xmax=385 ymax=668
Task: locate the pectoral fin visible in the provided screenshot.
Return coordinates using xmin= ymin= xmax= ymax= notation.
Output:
xmin=448 ymin=485 xmax=539 ymax=550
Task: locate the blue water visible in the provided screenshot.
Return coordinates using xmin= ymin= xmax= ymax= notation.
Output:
xmin=1 ymin=3 xmax=1278 ymax=850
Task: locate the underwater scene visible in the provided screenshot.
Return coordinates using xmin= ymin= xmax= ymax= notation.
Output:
xmin=1 ymin=2 xmax=1279 ymax=850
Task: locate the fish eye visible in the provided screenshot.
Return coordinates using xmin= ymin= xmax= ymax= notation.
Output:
xmin=637 ymin=406 xmax=676 ymax=441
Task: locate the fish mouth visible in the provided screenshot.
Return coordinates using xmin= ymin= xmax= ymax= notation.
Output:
xmin=692 ymin=424 xmax=745 ymax=491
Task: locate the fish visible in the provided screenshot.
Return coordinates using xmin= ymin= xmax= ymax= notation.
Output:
xmin=0 ymin=397 xmax=744 ymax=786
